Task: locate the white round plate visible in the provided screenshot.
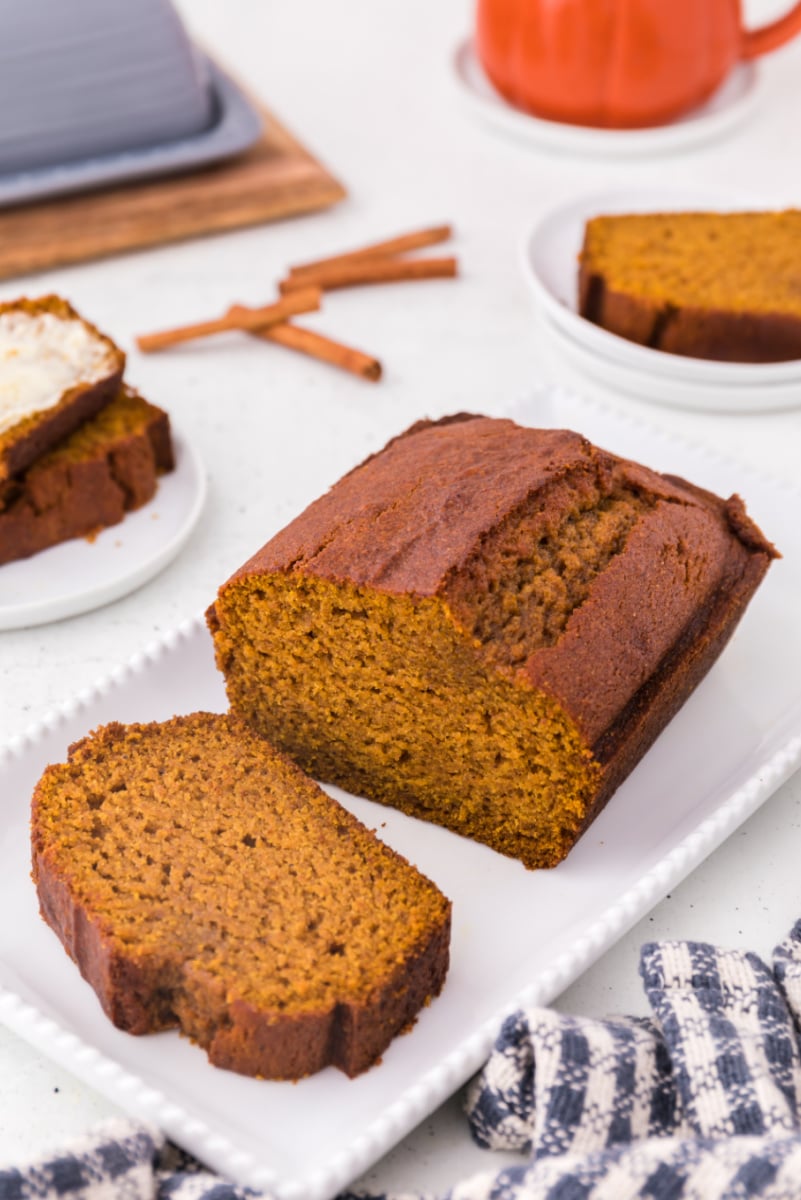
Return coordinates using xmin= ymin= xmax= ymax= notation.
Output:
xmin=522 ymin=187 xmax=801 ymax=411
xmin=541 ymin=312 xmax=801 ymax=413
xmin=453 ymin=39 xmax=760 ymax=158
xmin=0 ymin=432 xmax=205 ymax=630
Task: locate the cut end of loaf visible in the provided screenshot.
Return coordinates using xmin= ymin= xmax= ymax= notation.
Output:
xmin=211 ymin=576 xmax=602 ymax=871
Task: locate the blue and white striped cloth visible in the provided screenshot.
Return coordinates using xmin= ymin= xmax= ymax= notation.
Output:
xmin=4 ymin=920 xmax=801 ymax=1200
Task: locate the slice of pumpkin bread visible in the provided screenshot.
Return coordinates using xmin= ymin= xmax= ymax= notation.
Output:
xmin=0 ymin=385 xmax=174 ymax=566
xmin=0 ymin=295 xmax=125 ymax=480
xmin=31 ymin=711 xmax=450 ymax=1080
xmin=207 ymin=414 xmax=777 ymax=870
xmin=579 ymin=210 xmax=801 ymax=362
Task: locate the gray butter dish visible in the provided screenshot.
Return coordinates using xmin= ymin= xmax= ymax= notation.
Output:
xmin=0 ymin=0 xmax=263 ymax=207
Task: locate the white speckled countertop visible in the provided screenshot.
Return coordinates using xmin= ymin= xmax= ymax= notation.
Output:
xmin=1 ymin=0 xmax=801 ymax=1190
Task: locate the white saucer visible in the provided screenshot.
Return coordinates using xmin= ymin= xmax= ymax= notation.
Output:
xmin=453 ymin=39 xmax=760 ymax=157
xmin=541 ymin=312 xmax=801 ymax=413
xmin=0 ymin=432 xmax=205 ymax=630
xmin=521 ymin=187 xmax=801 ymax=412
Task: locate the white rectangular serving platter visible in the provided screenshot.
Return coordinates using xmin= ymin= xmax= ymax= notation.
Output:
xmin=1 ymin=391 xmax=800 ymax=1200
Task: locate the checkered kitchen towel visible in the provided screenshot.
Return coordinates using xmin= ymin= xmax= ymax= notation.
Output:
xmin=4 ymin=920 xmax=801 ymax=1200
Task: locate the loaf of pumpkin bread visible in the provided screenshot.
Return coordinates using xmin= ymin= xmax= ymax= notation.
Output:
xmin=31 ymin=711 xmax=451 ymax=1080
xmin=579 ymin=210 xmax=801 ymax=362
xmin=208 ymin=415 xmax=777 ymax=870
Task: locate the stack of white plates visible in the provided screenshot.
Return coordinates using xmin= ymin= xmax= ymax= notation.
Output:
xmin=522 ymin=189 xmax=801 ymax=413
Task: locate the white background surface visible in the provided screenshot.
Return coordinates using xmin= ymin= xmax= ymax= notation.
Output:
xmin=1 ymin=0 xmax=801 ymax=1191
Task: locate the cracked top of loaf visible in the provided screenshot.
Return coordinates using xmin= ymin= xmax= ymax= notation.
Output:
xmin=229 ymin=414 xmax=775 ymax=594
xmin=219 ymin=415 xmax=777 ymax=751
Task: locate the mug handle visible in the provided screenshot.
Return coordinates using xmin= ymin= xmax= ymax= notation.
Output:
xmin=742 ymin=1 xmax=801 ymax=57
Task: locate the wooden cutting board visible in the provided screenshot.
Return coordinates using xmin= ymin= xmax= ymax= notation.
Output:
xmin=0 ymin=104 xmax=346 ymax=281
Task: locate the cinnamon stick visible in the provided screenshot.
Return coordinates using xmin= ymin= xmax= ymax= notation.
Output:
xmin=136 ymin=288 xmax=321 ymax=353
xmin=287 ymin=224 xmax=453 ymax=279
xmin=279 ymin=257 xmax=458 ymax=294
xmin=227 ymin=306 xmax=382 ymax=381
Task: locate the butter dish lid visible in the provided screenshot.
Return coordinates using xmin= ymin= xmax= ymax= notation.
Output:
xmin=0 ymin=0 xmax=263 ymax=207
xmin=0 ymin=54 xmax=263 ymax=209
xmin=0 ymin=0 xmax=219 ymax=173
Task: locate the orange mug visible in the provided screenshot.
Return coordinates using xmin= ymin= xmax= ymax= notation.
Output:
xmin=476 ymin=0 xmax=801 ymax=128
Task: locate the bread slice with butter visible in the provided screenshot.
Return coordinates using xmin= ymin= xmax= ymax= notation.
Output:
xmin=0 ymin=295 xmax=124 ymax=481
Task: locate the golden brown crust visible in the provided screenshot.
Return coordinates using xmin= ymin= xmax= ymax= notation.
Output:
xmin=0 ymin=386 xmax=173 ymax=566
xmin=522 ymin=497 xmax=763 ymax=745
xmin=31 ymin=713 xmax=451 ymax=1079
xmin=0 ymin=295 xmax=125 ymax=480
xmin=228 ymin=421 xmax=603 ymax=593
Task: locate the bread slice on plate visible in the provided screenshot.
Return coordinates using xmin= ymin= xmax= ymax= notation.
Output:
xmin=578 ymin=210 xmax=801 ymax=363
xmin=0 ymin=384 xmax=174 ymax=566
xmin=31 ymin=711 xmax=451 ymax=1080
xmin=0 ymin=295 xmax=125 ymax=480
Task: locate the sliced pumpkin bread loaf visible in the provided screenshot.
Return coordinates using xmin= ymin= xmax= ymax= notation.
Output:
xmin=0 ymin=295 xmax=125 ymax=480
xmin=208 ymin=414 xmax=777 ymax=870
xmin=579 ymin=210 xmax=801 ymax=362
xmin=31 ymin=711 xmax=451 ymax=1079
xmin=0 ymin=385 xmax=173 ymax=566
